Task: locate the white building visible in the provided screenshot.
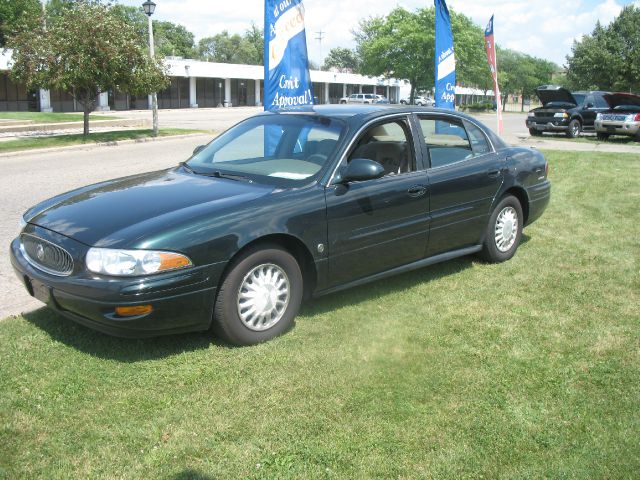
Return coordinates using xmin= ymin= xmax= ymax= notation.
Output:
xmin=0 ymin=51 xmax=405 ymax=112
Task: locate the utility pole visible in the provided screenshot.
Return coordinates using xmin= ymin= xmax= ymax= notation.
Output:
xmin=315 ymin=30 xmax=325 ymax=69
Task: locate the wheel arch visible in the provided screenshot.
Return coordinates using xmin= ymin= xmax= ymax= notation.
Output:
xmin=497 ymin=186 xmax=530 ymax=224
xmin=220 ymin=233 xmax=318 ymax=300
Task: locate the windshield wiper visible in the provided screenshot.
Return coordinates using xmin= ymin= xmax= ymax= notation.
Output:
xmin=198 ymin=170 xmax=251 ymax=182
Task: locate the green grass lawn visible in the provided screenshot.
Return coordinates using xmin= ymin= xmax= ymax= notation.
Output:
xmin=0 ymin=111 xmax=122 ymax=123
xmin=1 ymin=151 xmax=638 ymax=478
xmin=0 ymin=128 xmax=209 ymax=153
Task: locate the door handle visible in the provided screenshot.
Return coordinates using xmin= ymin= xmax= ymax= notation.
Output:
xmin=407 ymin=185 xmax=427 ymax=197
xmin=486 ymin=169 xmax=501 ymax=178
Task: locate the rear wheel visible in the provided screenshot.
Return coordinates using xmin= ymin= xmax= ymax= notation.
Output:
xmin=213 ymin=245 xmax=303 ymax=346
xmin=566 ymin=119 xmax=581 ymax=138
xmin=340 ymin=100 xmax=346 ymax=104
xmin=596 ymin=132 xmax=610 ymax=141
xmin=529 ymin=128 xmax=543 ymax=137
xmin=480 ymin=195 xmax=523 ymax=263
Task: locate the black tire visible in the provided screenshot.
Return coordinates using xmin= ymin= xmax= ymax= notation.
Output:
xmin=566 ymin=119 xmax=581 ymax=138
xmin=340 ymin=100 xmax=346 ymax=104
xmin=400 ymin=100 xmax=407 ymax=105
xmin=480 ymin=195 xmax=523 ymax=263
xmin=634 ymin=131 xmax=640 ymax=143
xmin=596 ymin=132 xmax=609 ymax=141
xmin=529 ymin=128 xmax=543 ymax=137
xmin=213 ymin=245 xmax=303 ymax=346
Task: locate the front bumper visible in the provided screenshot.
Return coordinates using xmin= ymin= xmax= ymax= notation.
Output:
xmin=10 ymin=236 xmax=225 ymax=338
xmin=595 ymin=120 xmax=640 ymax=137
xmin=526 ymin=118 xmax=570 ymax=132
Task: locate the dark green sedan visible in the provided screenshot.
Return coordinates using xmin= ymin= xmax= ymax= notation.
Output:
xmin=11 ymin=105 xmax=550 ymax=345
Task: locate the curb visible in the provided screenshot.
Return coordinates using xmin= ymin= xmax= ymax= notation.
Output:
xmin=0 ymin=132 xmax=214 ymax=158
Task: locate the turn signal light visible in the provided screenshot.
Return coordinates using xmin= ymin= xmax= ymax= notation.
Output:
xmin=634 ymin=113 xmax=640 ymax=122
xmin=115 ymin=305 xmax=153 ymax=317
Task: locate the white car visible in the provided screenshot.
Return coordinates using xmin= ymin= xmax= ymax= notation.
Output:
xmin=400 ymin=95 xmax=435 ymax=106
xmin=339 ymin=93 xmax=379 ymax=104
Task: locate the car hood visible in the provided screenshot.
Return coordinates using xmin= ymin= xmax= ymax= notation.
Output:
xmin=603 ymin=92 xmax=640 ymax=110
xmin=25 ymin=168 xmax=273 ymax=247
xmin=535 ymin=86 xmax=576 ymax=106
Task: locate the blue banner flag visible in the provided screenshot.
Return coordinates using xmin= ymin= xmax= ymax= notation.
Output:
xmin=434 ymin=0 xmax=456 ymax=109
xmin=264 ymin=0 xmax=314 ymax=111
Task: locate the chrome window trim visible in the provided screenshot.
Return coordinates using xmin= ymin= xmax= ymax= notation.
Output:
xmin=20 ymin=233 xmax=74 ymax=277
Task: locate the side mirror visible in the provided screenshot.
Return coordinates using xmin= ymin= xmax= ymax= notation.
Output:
xmin=192 ymin=145 xmax=206 ymax=155
xmin=334 ymin=158 xmax=385 ymax=184
xmin=586 ymin=102 xmax=594 ymax=109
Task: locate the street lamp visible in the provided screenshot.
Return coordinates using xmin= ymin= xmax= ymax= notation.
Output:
xmin=143 ymin=0 xmax=158 ymax=136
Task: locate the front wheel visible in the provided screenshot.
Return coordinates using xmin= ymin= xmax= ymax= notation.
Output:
xmin=566 ymin=119 xmax=581 ymax=138
xmin=213 ymin=245 xmax=303 ymax=346
xmin=480 ymin=195 xmax=523 ymax=263
xmin=596 ymin=132 xmax=609 ymax=141
xmin=529 ymin=128 xmax=543 ymax=137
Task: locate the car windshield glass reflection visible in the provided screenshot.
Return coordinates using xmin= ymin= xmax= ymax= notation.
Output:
xmin=187 ymin=115 xmax=345 ymax=184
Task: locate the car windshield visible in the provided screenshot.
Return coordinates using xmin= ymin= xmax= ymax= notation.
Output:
xmin=187 ymin=114 xmax=345 ymax=185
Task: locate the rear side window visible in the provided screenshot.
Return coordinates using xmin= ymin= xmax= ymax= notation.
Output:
xmin=594 ymin=95 xmax=608 ymax=108
xmin=463 ymin=120 xmax=492 ymax=155
xmin=419 ymin=117 xmax=473 ymax=168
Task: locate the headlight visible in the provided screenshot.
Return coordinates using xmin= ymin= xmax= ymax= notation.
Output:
xmin=596 ymin=113 xmax=601 ymax=120
xmin=553 ymin=112 xmax=569 ymax=119
xmin=528 ymin=112 xmax=535 ymax=117
xmin=86 ymin=248 xmax=192 ymax=276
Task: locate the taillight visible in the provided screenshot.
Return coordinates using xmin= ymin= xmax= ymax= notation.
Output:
xmin=634 ymin=113 xmax=640 ymax=122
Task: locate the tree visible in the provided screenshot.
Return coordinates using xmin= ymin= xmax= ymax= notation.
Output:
xmin=354 ymin=7 xmax=493 ymax=102
xmin=566 ymin=7 xmax=640 ymax=92
xmin=153 ymin=21 xmax=195 ymax=58
xmin=197 ymin=31 xmax=259 ymax=65
xmin=0 ymin=0 xmax=41 ymax=47
xmin=243 ymin=22 xmax=264 ymax=66
xmin=322 ymin=47 xmax=360 ymax=73
xmin=497 ymin=48 xmax=556 ymax=111
xmin=8 ymin=0 xmax=169 ymax=135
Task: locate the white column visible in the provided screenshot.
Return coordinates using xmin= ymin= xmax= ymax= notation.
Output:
xmin=96 ymin=92 xmax=110 ymax=111
xmin=148 ymin=94 xmax=153 ymax=109
xmin=39 ymin=89 xmax=53 ymax=112
xmin=358 ymin=85 xmax=363 ymax=94
xmin=386 ymin=86 xmax=390 ymax=100
xmin=189 ymin=77 xmax=198 ymax=108
xmin=224 ymin=78 xmax=231 ymax=107
xmin=343 ymin=84 xmax=347 ymax=98
xmin=255 ymin=80 xmax=261 ymax=106
xmin=324 ymin=82 xmax=330 ymax=104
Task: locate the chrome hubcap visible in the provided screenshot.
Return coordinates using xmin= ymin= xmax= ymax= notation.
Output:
xmin=237 ymin=263 xmax=290 ymax=331
xmin=494 ymin=206 xmax=518 ymax=252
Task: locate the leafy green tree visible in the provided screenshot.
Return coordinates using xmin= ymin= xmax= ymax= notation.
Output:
xmin=8 ymin=0 xmax=169 ymax=135
xmin=243 ymin=23 xmax=264 ymax=65
xmin=197 ymin=31 xmax=259 ymax=65
xmin=0 ymin=0 xmax=41 ymax=47
xmin=355 ymin=7 xmax=493 ymax=102
xmin=497 ymin=48 xmax=556 ymax=111
xmin=153 ymin=21 xmax=195 ymax=58
xmin=566 ymin=7 xmax=640 ymax=92
xmin=322 ymin=47 xmax=360 ymax=73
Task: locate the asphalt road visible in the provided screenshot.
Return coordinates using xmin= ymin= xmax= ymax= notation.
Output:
xmin=2 ymin=107 xmax=637 ymax=319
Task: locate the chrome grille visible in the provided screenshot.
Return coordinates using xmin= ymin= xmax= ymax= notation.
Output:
xmin=21 ymin=234 xmax=74 ymax=276
xmin=601 ymin=114 xmax=629 ymax=122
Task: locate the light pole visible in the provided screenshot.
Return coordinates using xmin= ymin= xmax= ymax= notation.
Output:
xmin=142 ymin=0 xmax=158 ymax=136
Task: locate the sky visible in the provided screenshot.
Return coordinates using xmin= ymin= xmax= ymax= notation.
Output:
xmin=120 ymin=0 xmax=640 ymax=67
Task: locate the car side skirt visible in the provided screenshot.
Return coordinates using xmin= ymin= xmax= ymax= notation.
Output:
xmin=314 ymin=245 xmax=482 ymax=297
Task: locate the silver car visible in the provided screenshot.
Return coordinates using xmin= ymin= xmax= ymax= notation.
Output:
xmin=595 ymin=92 xmax=640 ymax=142
xmin=339 ymin=93 xmax=379 ymax=104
